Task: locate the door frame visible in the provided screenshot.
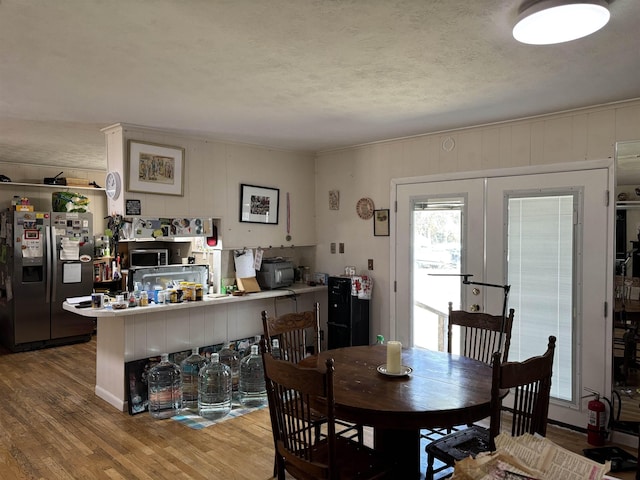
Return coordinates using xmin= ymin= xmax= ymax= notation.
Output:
xmin=389 ymin=159 xmax=615 ymax=421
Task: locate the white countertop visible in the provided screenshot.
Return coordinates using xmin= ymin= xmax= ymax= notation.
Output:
xmin=63 ymin=284 xmax=327 ymax=318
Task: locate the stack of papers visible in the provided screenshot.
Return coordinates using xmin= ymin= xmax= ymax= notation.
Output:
xmin=452 ymin=433 xmax=611 ymax=480
xmin=66 ymin=296 xmax=93 ymax=305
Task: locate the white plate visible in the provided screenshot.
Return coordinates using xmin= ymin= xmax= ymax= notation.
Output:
xmin=377 ymin=364 xmax=413 ymax=377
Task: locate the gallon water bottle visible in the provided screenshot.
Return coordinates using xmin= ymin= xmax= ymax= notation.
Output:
xmin=180 ymin=347 xmax=206 ymax=410
xmin=147 ymin=353 xmax=183 ymax=419
xmin=239 ymin=344 xmax=267 ymax=407
xmin=198 ymin=353 xmax=232 ymax=420
xmin=271 ymin=338 xmax=281 ymax=360
xmin=243 ymin=335 xmax=262 ymax=358
xmin=218 ymin=343 xmax=240 ymax=400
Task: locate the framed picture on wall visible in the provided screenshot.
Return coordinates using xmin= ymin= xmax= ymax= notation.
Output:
xmin=373 ymin=209 xmax=390 ymax=236
xmin=239 ymin=184 xmax=279 ymax=224
xmin=128 ymin=140 xmax=185 ymax=196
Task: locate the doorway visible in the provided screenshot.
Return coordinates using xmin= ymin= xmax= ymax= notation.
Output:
xmin=394 ymin=166 xmax=611 ymax=428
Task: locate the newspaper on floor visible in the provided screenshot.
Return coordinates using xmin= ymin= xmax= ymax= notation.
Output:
xmin=451 ymin=433 xmax=611 ymax=480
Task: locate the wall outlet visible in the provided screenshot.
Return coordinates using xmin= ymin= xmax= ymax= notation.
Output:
xmin=368 ymin=259 xmax=374 ymax=270
xmin=339 ymin=242 xmax=344 ymax=253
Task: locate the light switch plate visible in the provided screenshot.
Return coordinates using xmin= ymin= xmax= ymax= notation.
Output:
xmin=339 ymin=243 xmax=344 ymax=254
xmin=330 ymin=243 xmax=336 ymax=254
xmin=368 ymin=259 xmax=374 ymax=270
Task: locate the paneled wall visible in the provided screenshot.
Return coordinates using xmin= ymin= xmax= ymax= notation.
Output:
xmin=103 ymin=124 xmax=316 ymax=250
xmin=315 ymin=99 xmax=640 ymax=342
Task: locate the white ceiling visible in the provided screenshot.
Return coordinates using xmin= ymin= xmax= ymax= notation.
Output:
xmin=1 ymin=0 xmax=640 ymax=171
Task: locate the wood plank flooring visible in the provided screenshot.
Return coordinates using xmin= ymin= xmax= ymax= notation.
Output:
xmin=0 ymin=336 xmax=637 ymax=479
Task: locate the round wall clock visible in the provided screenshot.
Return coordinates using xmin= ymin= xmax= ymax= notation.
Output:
xmin=356 ymin=197 xmax=375 ymax=220
xmin=105 ymin=171 xmax=121 ymax=200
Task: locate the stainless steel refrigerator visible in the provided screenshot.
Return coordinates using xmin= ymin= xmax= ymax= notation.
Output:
xmin=0 ymin=210 xmax=95 ymax=351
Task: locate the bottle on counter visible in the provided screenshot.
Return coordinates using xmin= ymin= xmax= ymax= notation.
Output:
xmin=180 ymin=347 xmax=206 ymax=411
xmin=239 ymin=345 xmax=267 ymax=407
xmin=128 ymin=291 xmax=137 ymax=308
xmin=198 ymin=353 xmax=232 ymax=420
xmin=147 ymin=353 xmax=183 ymax=419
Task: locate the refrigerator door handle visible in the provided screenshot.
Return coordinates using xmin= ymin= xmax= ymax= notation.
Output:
xmin=46 ymin=225 xmax=54 ymax=303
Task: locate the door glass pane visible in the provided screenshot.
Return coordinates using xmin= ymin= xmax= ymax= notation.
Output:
xmin=412 ymin=198 xmax=463 ymax=351
xmin=507 ymin=194 xmax=575 ymax=402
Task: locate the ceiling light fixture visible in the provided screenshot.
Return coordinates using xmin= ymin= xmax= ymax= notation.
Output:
xmin=513 ymin=0 xmax=610 ymax=45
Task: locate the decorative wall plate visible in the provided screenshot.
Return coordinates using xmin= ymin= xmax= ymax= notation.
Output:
xmin=356 ymin=197 xmax=375 ymax=219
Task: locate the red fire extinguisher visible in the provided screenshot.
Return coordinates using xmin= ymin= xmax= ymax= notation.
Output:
xmin=587 ymin=392 xmax=606 ymax=446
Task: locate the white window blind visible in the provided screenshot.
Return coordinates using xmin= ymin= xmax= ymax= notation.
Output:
xmin=507 ymin=194 xmax=575 ymax=402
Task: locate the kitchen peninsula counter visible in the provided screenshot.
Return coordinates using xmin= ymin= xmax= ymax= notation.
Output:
xmin=64 ymin=284 xmax=326 ymax=411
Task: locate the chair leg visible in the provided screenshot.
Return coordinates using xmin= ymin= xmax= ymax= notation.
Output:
xmin=636 ymin=433 xmax=640 ymax=480
xmin=273 ymin=452 xmax=277 ymax=478
xmin=426 ymin=452 xmax=435 ymax=480
xmin=275 ymin=453 xmax=286 ymax=480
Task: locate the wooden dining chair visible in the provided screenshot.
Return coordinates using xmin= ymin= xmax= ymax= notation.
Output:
xmin=262 ymin=303 xmax=321 ymax=364
xmin=425 ymin=335 xmax=556 ymax=480
xmin=261 ymin=343 xmax=393 ymax=480
xmin=421 ymin=303 xmax=515 ymax=444
xmin=447 ymin=301 xmax=515 ymax=364
xmin=262 ymin=304 xmax=362 ymax=440
xmin=262 ymin=304 xmax=362 ymax=477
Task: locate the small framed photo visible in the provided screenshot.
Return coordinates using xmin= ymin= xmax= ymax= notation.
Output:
xmin=240 ymin=184 xmax=279 ymax=224
xmin=373 ymin=209 xmax=390 ymax=236
xmin=128 ymin=140 xmax=185 ymax=196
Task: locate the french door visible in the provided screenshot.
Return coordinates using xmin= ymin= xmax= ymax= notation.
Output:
xmin=394 ymin=167 xmax=610 ymax=428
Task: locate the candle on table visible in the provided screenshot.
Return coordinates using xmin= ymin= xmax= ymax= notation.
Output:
xmin=386 ymin=341 xmax=402 ymax=374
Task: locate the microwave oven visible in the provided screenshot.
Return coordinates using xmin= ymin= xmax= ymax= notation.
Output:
xmin=257 ymin=259 xmax=294 ymax=290
xmin=130 ymin=249 xmax=169 ymax=267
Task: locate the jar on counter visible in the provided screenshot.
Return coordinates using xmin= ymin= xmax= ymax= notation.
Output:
xmin=195 ymin=284 xmax=203 ymax=301
xmin=169 ymin=289 xmax=178 ymax=304
xmin=187 ymin=282 xmax=197 ymax=301
xmin=139 ymin=291 xmax=149 ymax=307
xmin=180 ymin=282 xmax=192 ymax=301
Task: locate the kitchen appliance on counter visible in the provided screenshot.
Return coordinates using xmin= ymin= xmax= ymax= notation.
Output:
xmin=127 ymin=264 xmax=209 ymax=294
xmin=130 ymin=249 xmax=169 ymax=267
xmin=256 ymin=258 xmax=294 ymax=290
xmin=0 ymin=210 xmax=95 ymax=351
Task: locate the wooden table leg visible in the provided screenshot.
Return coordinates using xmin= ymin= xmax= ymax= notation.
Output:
xmin=374 ymin=428 xmax=421 ymax=478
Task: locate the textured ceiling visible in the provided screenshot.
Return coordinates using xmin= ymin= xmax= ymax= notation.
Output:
xmin=1 ymin=0 xmax=640 ymax=171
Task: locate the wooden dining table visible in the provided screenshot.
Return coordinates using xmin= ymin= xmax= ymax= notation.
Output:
xmin=299 ymin=344 xmax=499 ymax=479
